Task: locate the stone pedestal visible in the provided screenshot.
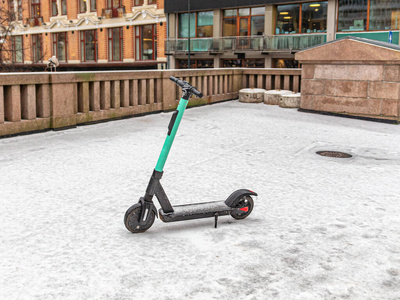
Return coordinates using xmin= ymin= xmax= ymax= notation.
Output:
xmin=280 ymin=93 xmax=301 ymax=108
xmin=295 ymin=36 xmax=400 ymax=122
xmin=264 ymin=90 xmax=292 ymax=105
xmin=239 ymin=88 xmax=266 ymax=103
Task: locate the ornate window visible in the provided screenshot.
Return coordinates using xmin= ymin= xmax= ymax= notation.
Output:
xmin=61 ymin=0 xmax=67 ymax=15
xmin=32 ymin=34 xmax=42 ymax=63
xmin=52 ymin=32 xmax=68 ymax=62
xmin=12 ymin=36 xmax=23 ymax=63
xmin=51 ymin=0 xmax=67 ymax=16
xmin=31 ymin=0 xmax=41 ymax=18
xmin=108 ymin=27 xmax=123 ymax=61
xmin=80 ymin=30 xmax=98 ymax=62
xmin=135 ymin=24 xmax=157 ymax=60
xmin=79 ymin=0 xmax=97 ymax=13
xmin=10 ymin=0 xmax=22 ymax=20
xmin=107 ymin=0 xmax=122 ymax=8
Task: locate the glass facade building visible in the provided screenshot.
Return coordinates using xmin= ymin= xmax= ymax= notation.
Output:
xmin=165 ymin=0 xmax=400 ymax=69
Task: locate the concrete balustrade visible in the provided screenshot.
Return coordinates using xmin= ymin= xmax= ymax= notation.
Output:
xmin=0 ymin=68 xmax=302 ymax=138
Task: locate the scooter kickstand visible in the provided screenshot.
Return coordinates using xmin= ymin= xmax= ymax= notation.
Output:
xmin=214 ymin=213 xmax=219 ymax=229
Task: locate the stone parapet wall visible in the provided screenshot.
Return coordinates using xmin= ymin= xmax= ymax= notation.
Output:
xmin=300 ymin=64 xmax=400 ymax=119
xmin=296 ymin=37 xmax=400 ymax=122
xmin=0 ymin=68 xmax=302 ymax=138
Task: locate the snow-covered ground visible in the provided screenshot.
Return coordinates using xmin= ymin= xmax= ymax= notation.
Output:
xmin=1 ymin=101 xmax=400 ymax=299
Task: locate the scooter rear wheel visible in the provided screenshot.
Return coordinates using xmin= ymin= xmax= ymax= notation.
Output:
xmin=230 ymin=195 xmax=254 ymax=220
xmin=124 ymin=204 xmax=156 ymax=233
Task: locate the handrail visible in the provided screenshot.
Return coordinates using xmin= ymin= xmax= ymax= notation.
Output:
xmin=165 ymin=34 xmax=326 ymax=53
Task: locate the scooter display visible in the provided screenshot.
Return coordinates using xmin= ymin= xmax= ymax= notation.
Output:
xmin=124 ymin=76 xmax=257 ymax=233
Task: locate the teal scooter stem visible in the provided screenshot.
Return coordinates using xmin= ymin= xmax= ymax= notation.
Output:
xmin=155 ymin=97 xmax=188 ymax=172
xmin=124 ymin=76 xmax=257 ymax=233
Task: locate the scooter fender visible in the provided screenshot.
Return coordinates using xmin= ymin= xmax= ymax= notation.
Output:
xmin=224 ymin=189 xmax=258 ymax=208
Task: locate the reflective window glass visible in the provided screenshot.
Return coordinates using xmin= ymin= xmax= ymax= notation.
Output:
xmin=239 ymin=8 xmax=250 ymax=16
xmin=338 ymin=0 xmax=367 ymax=31
xmin=369 ymin=0 xmax=400 ymax=30
xmin=251 ymin=16 xmax=265 ymax=35
xmin=301 ymin=2 xmax=328 ymax=33
xmin=223 ymin=10 xmax=236 ymax=17
xmin=178 ymin=13 xmax=195 ymax=38
xmin=251 ymin=7 xmax=264 ymax=16
xmin=276 ymin=4 xmax=300 ymax=34
xmin=197 ymin=11 xmax=213 ymax=37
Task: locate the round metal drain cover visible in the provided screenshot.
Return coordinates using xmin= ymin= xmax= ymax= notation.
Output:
xmin=316 ymin=151 xmax=352 ymax=158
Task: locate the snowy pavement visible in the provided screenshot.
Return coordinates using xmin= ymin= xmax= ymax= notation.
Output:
xmin=1 ymin=101 xmax=400 ymax=300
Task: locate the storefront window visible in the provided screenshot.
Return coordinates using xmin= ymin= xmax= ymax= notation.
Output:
xmin=302 ymin=2 xmax=328 ymax=33
xmin=369 ymin=0 xmax=400 ymax=30
xmin=135 ymin=25 xmax=157 ymax=60
xmin=52 ymin=32 xmax=67 ymax=62
xmin=80 ymin=30 xmax=98 ymax=62
xmin=222 ymin=59 xmax=264 ymax=68
xmin=276 ymin=4 xmax=300 ymax=34
xmin=108 ymin=27 xmax=123 ymax=61
xmin=274 ymin=58 xmax=299 ymax=68
xmin=32 ymin=34 xmax=42 ymax=63
xmin=245 ymin=59 xmax=265 ymax=68
xmin=223 ymin=8 xmax=264 ymax=37
xmin=179 ymin=12 xmax=213 ymax=38
xmin=178 ymin=59 xmax=213 ymax=69
xmin=338 ymin=0 xmax=367 ymax=31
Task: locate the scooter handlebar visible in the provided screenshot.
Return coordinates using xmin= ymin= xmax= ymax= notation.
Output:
xmin=169 ymin=76 xmax=203 ymax=98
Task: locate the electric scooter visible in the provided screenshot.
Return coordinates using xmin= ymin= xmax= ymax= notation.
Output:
xmin=124 ymin=76 xmax=257 ymax=233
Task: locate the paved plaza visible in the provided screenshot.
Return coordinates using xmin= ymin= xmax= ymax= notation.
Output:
xmin=1 ymin=101 xmax=399 ymax=299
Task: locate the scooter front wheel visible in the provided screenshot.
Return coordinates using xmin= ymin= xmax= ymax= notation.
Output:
xmin=230 ymin=195 xmax=254 ymax=220
xmin=124 ymin=203 xmax=156 ymax=233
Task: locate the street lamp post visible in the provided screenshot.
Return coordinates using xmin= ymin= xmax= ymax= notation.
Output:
xmin=188 ymin=0 xmax=191 ymax=69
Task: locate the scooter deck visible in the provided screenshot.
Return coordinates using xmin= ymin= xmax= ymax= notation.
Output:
xmin=159 ymin=200 xmax=233 ymax=223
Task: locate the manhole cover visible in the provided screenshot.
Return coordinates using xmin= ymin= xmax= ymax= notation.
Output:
xmin=316 ymin=151 xmax=352 ymax=158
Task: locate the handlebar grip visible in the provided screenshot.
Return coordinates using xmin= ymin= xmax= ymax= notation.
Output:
xmin=169 ymin=76 xmax=203 ymax=98
xmin=192 ymin=89 xmax=203 ymax=98
xmin=169 ymin=76 xmax=185 ymax=88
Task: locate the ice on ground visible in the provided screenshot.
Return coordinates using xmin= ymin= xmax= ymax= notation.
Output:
xmin=1 ymin=101 xmax=400 ymax=299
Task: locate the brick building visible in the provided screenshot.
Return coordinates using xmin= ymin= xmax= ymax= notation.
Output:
xmin=2 ymin=0 xmax=167 ymax=71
